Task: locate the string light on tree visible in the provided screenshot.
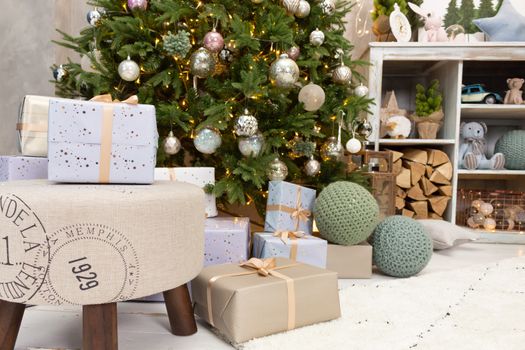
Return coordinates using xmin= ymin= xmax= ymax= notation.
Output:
xmin=118 ymin=56 xmax=140 ymax=81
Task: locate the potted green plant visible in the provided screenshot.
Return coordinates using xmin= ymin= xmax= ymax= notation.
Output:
xmin=371 ymin=0 xmax=423 ymax=41
xmin=412 ymin=79 xmax=444 ymax=139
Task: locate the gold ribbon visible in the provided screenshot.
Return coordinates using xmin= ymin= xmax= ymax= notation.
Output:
xmin=266 ymin=187 xmax=311 ymax=232
xmin=89 ymin=94 xmax=138 ymax=183
xmin=206 ymin=258 xmax=297 ymax=331
xmin=167 ymin=168 xmax=177 ymax=181
xmin=273 ymin=231 xmax=308 ymax=261
xmin=16 ymin=122 xmax=48 ymax=132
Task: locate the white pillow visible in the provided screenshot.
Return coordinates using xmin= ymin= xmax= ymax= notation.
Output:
xmin=418 ymin=220 xmax=480 ymax=250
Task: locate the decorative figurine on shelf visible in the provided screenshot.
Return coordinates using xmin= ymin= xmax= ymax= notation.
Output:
xmin=461 ymin=84 xmax=503 ymax=104
xmin=459 ymin=121 xmax=506 ymax=170
xmin=408 ymin=2 xmax=447 ymax=42
xmin=385 ymin=115 xmax=412 ymax=139
xmin=380 ymin=90 xmax=407 ymax=138
xmin=503 ymin=78 xmax=524 ymax=104
xmin=389 ymin=3 xmax=411 ymax=42
xmin=412 ymin=79 xmax=444 ymax=139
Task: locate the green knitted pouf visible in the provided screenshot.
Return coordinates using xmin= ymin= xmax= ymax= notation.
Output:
xmin=495 ymin=130 xmax=525 ymax=170
xmin=314 ymin=181 xmax=379 ymax=245
xmin=371 ymin=215 xmax=433 ymax=278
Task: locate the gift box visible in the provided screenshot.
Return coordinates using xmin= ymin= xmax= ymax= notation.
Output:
xmin=264 ymin=181 xmax=316 ymax=235
xmin=47 ymin=95 xmax=158 ymax=184
xmin=0 ymin=156 xmax=48 ymax=181
xmin=192 ymin=257 xmax=340 ymax=344
xmin=252 ymin=232 xmax=327 ymax=268
xmin=326 ymin=242 xmax=373 ymax=279
xmin=155 ymin=167 xmax=217 ymax=217
xmin=17 ymin=95 xmax=51 ymax=157
xmin=135 ymin=216 xmax=251 ymax=302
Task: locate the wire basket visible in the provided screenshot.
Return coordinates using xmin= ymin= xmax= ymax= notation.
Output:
xmin=457 ymin=188 xmax=525 ymax=232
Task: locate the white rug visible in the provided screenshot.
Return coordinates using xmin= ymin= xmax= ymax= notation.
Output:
xmin=239 ymin=256 xmax=525 ymax=350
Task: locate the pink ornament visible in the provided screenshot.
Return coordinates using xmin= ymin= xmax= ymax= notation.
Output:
xmin=127 ymin=0 xmax=147 ymax=10
xmin=203 ymin=29 xmax=224 ymax=53
xmin=287 ymin=46 xmax=301 ymax=60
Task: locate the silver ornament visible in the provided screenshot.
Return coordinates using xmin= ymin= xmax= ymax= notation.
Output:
xmin=234 ymin=109 xmax=258 ymax=137
xmin=163 ymin=131 xmax=181 ymax=155
xmin=320 ymin=136 xmax=343 ymax=161
xmin=238 ymin=132 xmax=265 ymax=157
xmin=118 ymin=56 xmax=140 ymax=82
xmin=332 ymin=64 xmax=352 ymax=85
xmin=358 ymin=120 xmax=373 ymax=138
xmin=194 ymin=127 xmax=222 ymax=154
xmin=354 ymin=83 xmax=369 ymax=97
xmin=190 ymin=47 xmax=216 ymax=78
xmin=305 ymin=156 xmax=321 ymax=176
xmin=309 ymin=28 xmax=325 ymax=46
xmin=295 ymin=0 xmax=310 ymax=18
xmin=53 ymin=65 xmax=67 ymax=82
xmin=282 ymin=0 xmax=300 ymax=14
xmin=287 ymin=46 xmax=301 ymax=60
xmin=320 ymin=0 xmax=336 ymax=14
xmin=87 ymin=9 xmax=101 ymax=26
xmin=219 ymin=48 xmax=233 ymax=63
xmin=298 ymin=83 xmax=325 ymax=111
xmin=267 ymin=157 xmax=288 ymax=181
xmin=345 ymin=138 xmax=362 ymax=154
xmin=270 ymin=53 xmax=300 ymax=89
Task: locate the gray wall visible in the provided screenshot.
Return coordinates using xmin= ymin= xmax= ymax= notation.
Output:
xmin=0 ymin=0 xmax=90 ymax=155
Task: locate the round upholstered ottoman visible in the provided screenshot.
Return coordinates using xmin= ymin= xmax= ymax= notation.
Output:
xmin=0 ymin=180 xmax=205 ymax=350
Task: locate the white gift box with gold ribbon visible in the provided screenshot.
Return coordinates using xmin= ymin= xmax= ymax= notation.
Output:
xmin=17 ymin=95 xmax=52 ymax=157
xmin=154 ymin=167 xmax=217 ymax=217
xmin=47 ymin=95 xmax=158 ymax=184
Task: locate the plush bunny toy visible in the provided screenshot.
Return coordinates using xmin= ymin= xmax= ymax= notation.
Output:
xmin=408 ymin=2 xmax=448 ymax=42
xmin=459 ymin=121 xmax=505 ymax=170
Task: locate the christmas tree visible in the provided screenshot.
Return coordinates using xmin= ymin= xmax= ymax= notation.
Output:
xmin=459 ymin=0 xmax=477 ymax=33
xmin=444 ymin=0 xmax=460 ymax=28
xmin=477 ymin=0 xmax=496 ymax=19
xmin=53 ymin=0 xmax=372 ymax=213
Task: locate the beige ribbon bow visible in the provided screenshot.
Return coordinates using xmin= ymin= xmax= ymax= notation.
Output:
xmin=273 ymin=231 xmax=308 ymax=261
xmin=88 ymin=94 xmax=138 ymax=183
xmin=239 ymin=257 xmax=277 ymax=277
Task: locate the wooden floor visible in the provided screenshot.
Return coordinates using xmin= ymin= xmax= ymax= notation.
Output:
xmin=13 ymin=243 xmax=525 ymax=350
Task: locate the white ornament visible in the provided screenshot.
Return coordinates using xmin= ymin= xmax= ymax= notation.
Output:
xmin=269 ymin=53 xmax=300 ymax=89
xmin=194 ymin=127 xmax=222 ymax=154
xmin=471 ymin=199 xmax=484 ymax=210
xmin=309 ymin=28 xmax=325 ymax=46
xmin=238 ymin=132 xmax=264 ymax=157
xmin=298 ymin=83 xmax=325 ymax=111
xmin=479 ymin=203 xmax=494 ymax=216
xmin=118 ymin=56 xmax=140 ymax=82
xmin=295 ymin=0 xmax=310 ymax=18
xmin=483 ymin=217 xmax=497 ymax=231
xmin=320 ymin=0 xmax=335 ymax=15
xmin=163 ymin=131 xmax=181 ymax=155
xmin=345 ymin=138 xmax=362 ymax=154
xmin=354 ymin=83 xmax=369 ymax=97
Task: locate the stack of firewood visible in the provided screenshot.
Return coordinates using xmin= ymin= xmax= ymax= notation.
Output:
xmin=390 ymin=148 xmax=452 ymax=220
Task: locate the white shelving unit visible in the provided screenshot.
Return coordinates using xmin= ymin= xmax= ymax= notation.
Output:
xmin=363 ymin=42 xmax=525 ymax=243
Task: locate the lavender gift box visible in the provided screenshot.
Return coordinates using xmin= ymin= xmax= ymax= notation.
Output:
xmin=264 ymin=181 xmax=316 ymax=235
xmin=252 ymin=232 xmax=327 ymax=268
xmin=0 ymin=156 xmax=48 ymax=181
xmin=136 ymin=216 xmax=251 ymax=301
xmin=47 ymin=97 xmax=158 ymax=184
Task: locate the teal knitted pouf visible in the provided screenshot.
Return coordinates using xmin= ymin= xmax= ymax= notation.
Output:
xmin=495 ymin=130 xmax=525 ymax=170
xmin=371 ymin=215 xmax=433 ymax=278
xmin=314 ymin=181 xmax=379 ymax=245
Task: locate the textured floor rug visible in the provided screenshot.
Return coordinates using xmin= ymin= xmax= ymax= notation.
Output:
xmin=239 ymin=256 xmax=525 ymax=350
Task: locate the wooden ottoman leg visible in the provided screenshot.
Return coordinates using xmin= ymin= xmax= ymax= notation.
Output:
xmin=0 ymin=300 xmax=25 ymax=350
xmin=163 ymin=284 xmax=197 ymax=336
xmin=83 ymin=303 xmax=118 ymax=350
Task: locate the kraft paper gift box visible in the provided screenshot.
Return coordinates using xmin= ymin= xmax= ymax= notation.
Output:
xmin=17 ymin=95 xmax=51 ymax=157
xmin=136 ymin=216 xmax=251 ymax=301
xmin=264 ymin=181 xmax=316 ymax=235
xmin=326 ymin=242 xmax=373 ymax=279
xmin=252 ymin=232 xmax=327 ymax=268
xmin=155 ymin=167 xmax=217 ymax=217
xmin=0 ymin=156 xmax=48 ymax=181
xmin=192 ymin=257 xmax=341 ymax=344
xmin=47 ymin=95 xmax=158 ymax=184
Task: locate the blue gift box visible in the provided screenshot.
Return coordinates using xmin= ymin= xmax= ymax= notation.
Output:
xmin=252 ymin=232 xmax=327 ymax=268
xmin=264 ymin=181 xmax=316 ymax=235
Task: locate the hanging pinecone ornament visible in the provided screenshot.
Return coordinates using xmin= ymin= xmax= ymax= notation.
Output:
xmin=332 ymin=63 xmax=352 ymax=85
xmin=267 ymin=157 xmax=288 ymax=181
xmin=163 ymin=31 xmax=192 ymax=59
xmin=190 ymin=48 xmax=216 ymax=78
xmin=295 ymin=0 xmax=310 ymax=18
xmin=163 ymin=131 xmax=182 ymax=155
xmin=309 ymin=28 xmax=325 ymax=46
xmin=282 ymin=0 xmax=301 ymax=14
xmin=320 ymin=0 xmax=336 ymax=14
xmin=118 ymin=56 xmax=140 ymax=81
xmin=270 ymin=53 xmax=299 ymax=88
xmin=203 ymin=28 xmax=224 ymax=53
xmin=234 ymin=109 xmax=258 ymax=137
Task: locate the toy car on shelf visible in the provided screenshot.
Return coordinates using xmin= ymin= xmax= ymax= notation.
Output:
xmin=461 ymin=84 xmax=503 ymax=104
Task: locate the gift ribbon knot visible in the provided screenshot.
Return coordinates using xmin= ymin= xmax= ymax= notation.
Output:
xmin=273 ymin=231 xmax=309 ymax=261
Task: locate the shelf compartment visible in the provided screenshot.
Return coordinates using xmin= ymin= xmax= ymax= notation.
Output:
xmin=458 ymin=169 xmax=525 ymax=179
xmin=476 ymin=231 xmax=525 ymax=244
xmin=461 ymin=104 xmax=525 ymax=119
xmin=379 ymin=138 xmax=456 ymax=146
